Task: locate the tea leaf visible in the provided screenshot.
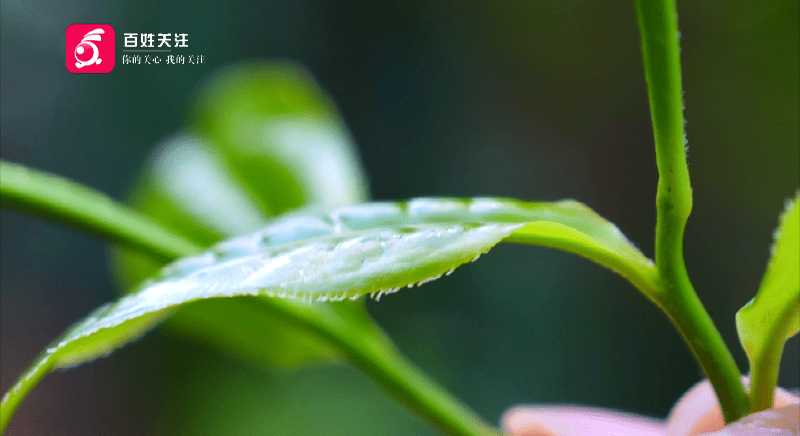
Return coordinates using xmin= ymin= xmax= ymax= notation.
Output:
xmin=3 ymin=197 xmax=655 ymax=430
xmin=736 ymin=192 xmax=800 ymax=411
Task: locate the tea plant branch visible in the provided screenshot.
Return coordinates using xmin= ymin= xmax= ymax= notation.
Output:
xmin=0 ymin=160 xmax=202 ymax=261
xmin=635 ymin=0 xmax=749 ymax=422
xmin=0 ymin=161 xmax=501 ymax=436
xmin=0 ymin=160 xmax=657 ymax=435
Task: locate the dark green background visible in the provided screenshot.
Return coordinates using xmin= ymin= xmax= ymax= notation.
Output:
xmin=1 ymin=1 xmax=797 ymax=434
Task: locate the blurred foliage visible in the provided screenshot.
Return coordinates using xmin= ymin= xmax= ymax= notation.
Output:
xmin=113 ymin=62 xmax=373 ymax=370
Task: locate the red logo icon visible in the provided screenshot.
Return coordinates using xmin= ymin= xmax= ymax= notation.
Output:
xmin=66 ymin=24 xmax=115 ymax=73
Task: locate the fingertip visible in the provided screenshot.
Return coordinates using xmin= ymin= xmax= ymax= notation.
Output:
xmin=501 ymin=406 xmax=665 ymax=436
xmin=667 ymin=379 xmax=724 ymax=436
xmin=773 ymin=387 xmax=800 ymax=407
xmin=500 ymin=406 xmax=526 ymax=430
xmin=501 ymin=407 xmax=560 ymax=436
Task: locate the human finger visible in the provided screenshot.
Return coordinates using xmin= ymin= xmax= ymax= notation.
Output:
xmin=666 ymin=378 xmax=799 ymax=436
xmin=699 ymin=404 xmax=799 ymax=436
xmin=501 ymin=405 xmax=665 ymax=436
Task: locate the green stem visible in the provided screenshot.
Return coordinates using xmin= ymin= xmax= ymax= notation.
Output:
xmin=0 ymin=160 xmax=500 ymax=436
xmin=348 ymin=334 xmax=501 ymax=436
xmin=657 ymin=280 xmax=750 ymax=422
xmin=244 ymin=299 xmax=502 ymax=436
xmin=0 ymin=354 xmax=54 ymax=431
xmin=634 ymin=0 xmax=749 ymax=422
xmin=0 ymin=160 xmax=203 ymax=261
xmin=748 ymin=298 xmax=800 ymax=412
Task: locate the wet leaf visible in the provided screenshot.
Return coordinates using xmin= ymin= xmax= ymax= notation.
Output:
xmin=4 ymin=197 xmax=655 ymax=427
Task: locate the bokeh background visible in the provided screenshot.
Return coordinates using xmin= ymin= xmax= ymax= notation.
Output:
xmin=1 ymin=0 xmax=798 ymax=435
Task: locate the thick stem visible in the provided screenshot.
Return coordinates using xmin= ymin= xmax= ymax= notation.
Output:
xmin=658 ymin=272 xmax=750 ymax=422
xmin=634 ymin=0 xmax=749 ymax=422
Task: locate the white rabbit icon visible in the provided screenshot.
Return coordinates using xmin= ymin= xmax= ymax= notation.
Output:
xmin=74 ymin=28 xmax=104 ymax=69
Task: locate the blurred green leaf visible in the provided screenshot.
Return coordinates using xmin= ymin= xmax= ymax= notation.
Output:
xmin=191 ymin=60 xmax=369 ymax=215
xmin=111 ymin=135 xmax=264 ymax=291
xmin=111 ymin=61 xmax=372 ymax=370
xmin=736 ymin=192 xmax=800 ymax=411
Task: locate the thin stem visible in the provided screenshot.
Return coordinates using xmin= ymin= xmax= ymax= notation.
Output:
xmin=0 ymin=355 xmax=54 ymax=431
xmin=0 ymin=160 xmax=202 ymax=261
xmin=634 ymin=0 xmax=749 ymax=422
xmin=0 ymin=161 xmax=501 ymax=435
xmin=242 ymin=298 xmax=502 ymax=436
xmin=748 ymin=299 xmax=800 ymax=411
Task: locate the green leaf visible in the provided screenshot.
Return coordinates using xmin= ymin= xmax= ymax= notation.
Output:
xmin=3 ymin=197 xmax=654 ymax=431
xmin=736 ymin=192 xmax=800 ymax=411
xmin=112 ymin=138 xmax=349 ymax=368
xmin=112 ymin=62 xmax=373 ymax=370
